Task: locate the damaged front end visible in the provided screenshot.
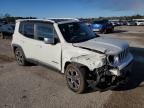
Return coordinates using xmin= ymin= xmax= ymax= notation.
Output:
xmin=87 ymin=63 xmax=132 ymax=91
xmin=71 ymin=50 xmax=133 ymax=91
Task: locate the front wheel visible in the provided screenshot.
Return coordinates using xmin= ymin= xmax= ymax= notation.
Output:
xmin=65 ymin=64 xmax=87 ymax=93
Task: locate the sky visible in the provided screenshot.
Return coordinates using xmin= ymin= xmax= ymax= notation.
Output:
xmin=0 ymin=0 xmax=144 ymax=18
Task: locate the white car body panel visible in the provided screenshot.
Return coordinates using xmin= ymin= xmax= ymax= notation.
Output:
xmin=34 ymin=39 xmax=61 ymax=70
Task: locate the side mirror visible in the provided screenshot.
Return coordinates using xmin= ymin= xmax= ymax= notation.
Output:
xmin=44 ymin=38 xmax=54 ymax=44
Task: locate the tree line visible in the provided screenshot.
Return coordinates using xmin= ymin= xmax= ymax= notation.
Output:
xmin=0 ymin=13 xmax=36 ymax=23
xmin=80 ymin=14 xmax=144 ymax=23
xmin=1 ymin=13 xmax=144 ymax=23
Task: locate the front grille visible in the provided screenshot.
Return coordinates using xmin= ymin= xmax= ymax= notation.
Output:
xmin=118 ymin=48 xmax=128 ymax=62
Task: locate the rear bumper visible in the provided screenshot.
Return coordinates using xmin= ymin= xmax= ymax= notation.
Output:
xmin=92 ymin=28 xmax=101 ymax=32
xmin=138 ymin=23 xmax=144 ymax=26
xmin=92 ymin=27 xmax=113 ymax=32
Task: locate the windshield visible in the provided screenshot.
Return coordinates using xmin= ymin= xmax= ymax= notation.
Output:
xmin=58 ymin=22 xmax=96 ymax=43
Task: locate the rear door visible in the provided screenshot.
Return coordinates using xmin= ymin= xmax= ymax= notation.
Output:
xmin=18 ymin=22 xmax=37 ymax=59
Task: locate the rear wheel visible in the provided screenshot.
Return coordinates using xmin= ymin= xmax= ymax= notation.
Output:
xmin=14 ymin=48 xmax=28 ymax=66
xmin=65 ymin=63 xmax=87 ymax=93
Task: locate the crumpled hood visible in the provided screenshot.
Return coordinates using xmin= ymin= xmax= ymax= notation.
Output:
xmin=73 ymin=36 xmax=129 ymax=55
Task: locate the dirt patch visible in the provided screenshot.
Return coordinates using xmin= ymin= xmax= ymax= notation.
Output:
xmin=102 ymin=59 xmax=144 ymax=108
xmin=115 ymin=26 xmax=144 ymax=33
xmin=103 ymin=87 xmax=144 ymax=108
xmin=0 ymin=39 xmax=14 ymax=64
xmin=0 ymin=54 xmax=14 ymax=64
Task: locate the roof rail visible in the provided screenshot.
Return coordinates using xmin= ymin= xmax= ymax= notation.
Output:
xmin=16 ymin=19 xmax=55 ymax=23
xmin=47 ymin=18 xmax=79 ymax=21
xmin=16 ymin=18 xmax=79 ymax=23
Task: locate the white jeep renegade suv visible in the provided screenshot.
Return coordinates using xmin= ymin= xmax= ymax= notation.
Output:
xmin=12 ymin=19 xmax=133 ymax=93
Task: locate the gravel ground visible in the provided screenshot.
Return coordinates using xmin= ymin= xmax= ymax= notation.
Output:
xmin=115 ymin=26 xmax=144 ymax=33
xmin=0 ymin=26 xmax=144 ymax=108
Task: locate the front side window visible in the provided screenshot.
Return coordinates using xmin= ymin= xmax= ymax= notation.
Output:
xmin=35 ymin=23 xmax=55 ymax=41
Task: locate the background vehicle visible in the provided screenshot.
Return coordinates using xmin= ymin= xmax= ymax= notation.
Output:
xmin=109 ymin=20 xmax=121 ymax=26
xmin=0 ymin=24 xmax=15 ymax=38
xmin=91 ymin=20 xmax=114 ymax=33
xmin=133 ymin=19 xmax=144 ymax=26
xmin=0 ymin=23 xmax=3 ymax=27
xmin=12 ymin=19 xmax=133 ymax=93
xmin=126 ymin=21 xmax=136 ymax=26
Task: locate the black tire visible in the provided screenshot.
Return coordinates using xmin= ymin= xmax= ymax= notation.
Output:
xmin=65 ymin=63 xmax=87 ymax=93
xmin=14 ymin=48 xmax=28 ymax=66
xmin=103 ymin=29 xmax=107 ymax=34
xmin=110 ymin=28 xmax=114 ymax=33
xmin=1 ymin=32 xmax=4 ymax=39
xmin=0 ymin=32 xmax=2 ymax=39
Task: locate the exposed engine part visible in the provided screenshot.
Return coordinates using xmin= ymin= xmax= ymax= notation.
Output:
xmin=87 ymin=65 xmax=121 ymax=90
xmin=109 ymin=68 xmax=121 ymax=76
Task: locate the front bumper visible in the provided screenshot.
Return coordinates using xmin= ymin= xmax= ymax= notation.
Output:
xmin=120 ymin=60 xmax=133 ymax=76
xmin=108 ymin=59 xmax=134 ymax=89
xmin=88 ymin=53 xmax=134 ymax=91
xmin=118 ymin=53 xmax=133 ymax=70
xmin=94 ymin=56 xmax=133 ymax=90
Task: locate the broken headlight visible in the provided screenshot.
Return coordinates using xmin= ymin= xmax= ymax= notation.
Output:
xmin=107 ymin=55 xmax=119 ymax=66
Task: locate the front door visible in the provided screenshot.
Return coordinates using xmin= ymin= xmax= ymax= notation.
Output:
xmin=34 ymin=22 xmax=61 ymax=70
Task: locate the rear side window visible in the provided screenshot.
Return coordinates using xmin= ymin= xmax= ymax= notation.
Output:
xmin=19 ymin=22 xmax=34 ymax=39
xmin=19 ymin=21 xmax=59 ymax=41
